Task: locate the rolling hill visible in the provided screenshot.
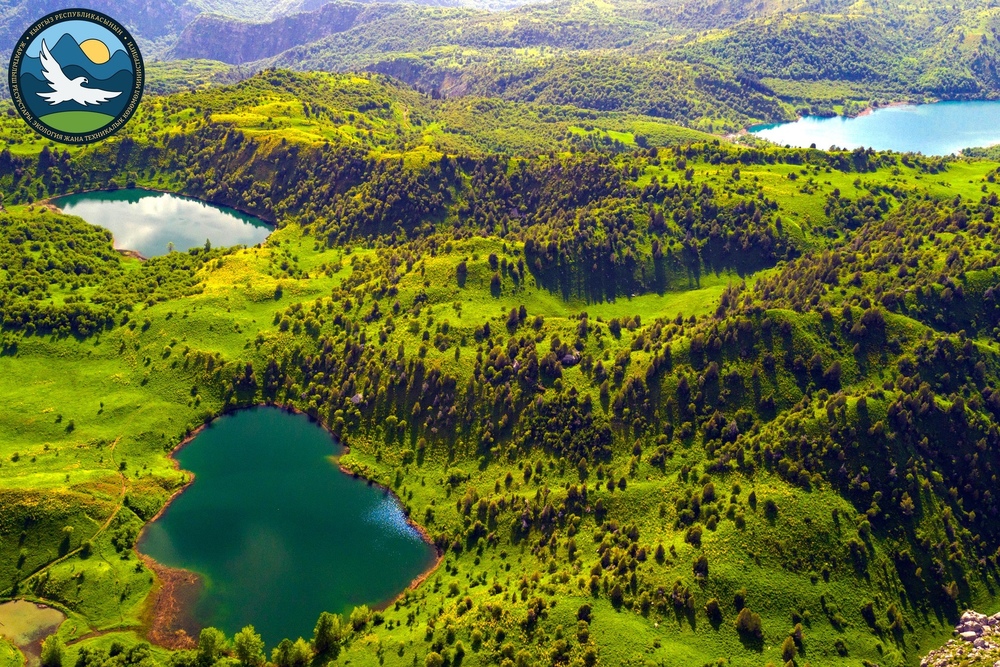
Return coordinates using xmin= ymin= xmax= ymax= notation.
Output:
xmin=7 ymin=2 xmax=1000 ymax=667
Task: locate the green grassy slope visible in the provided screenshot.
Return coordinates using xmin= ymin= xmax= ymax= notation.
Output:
xmin=4 ymin=73 xmax=1000 ymax=667
xmin=1 ymin=70 xmax=711 ymax=160
xmin=207 ymin=0 xmax=1000 ymax=127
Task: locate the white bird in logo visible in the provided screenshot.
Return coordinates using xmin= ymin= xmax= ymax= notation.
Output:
xmin=36 ymin=39 xmax=122 ymax=106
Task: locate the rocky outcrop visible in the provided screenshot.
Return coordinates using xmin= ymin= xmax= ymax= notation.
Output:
xmin=922 ymin=610 xmax=1000 ymax=667
xmin=169 ymin=2 xmax=365 ymax=63
xmin=368 ymin=57 xmax=476 ymax=98
xmin=0 ymin=0 xmax=198 ymax=56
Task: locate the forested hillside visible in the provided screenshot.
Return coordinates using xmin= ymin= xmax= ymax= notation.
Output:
xmin=8 ymin=0 xmax=1000 ymax=128
xmin=93 ymin=0 xmax=1000 ymax=131
xmin=9 ymin=0 xmax=1000 ymax=665
xmin=4 ymin=68 xmax=1000 ymax=666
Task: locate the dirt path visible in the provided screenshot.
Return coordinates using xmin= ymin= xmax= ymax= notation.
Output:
xmin=1 ymin=437 xmax=129 ymax=597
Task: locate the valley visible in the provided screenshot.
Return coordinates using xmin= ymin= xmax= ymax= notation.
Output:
xmin=5 ymin=2 xmax=1000 ymax=667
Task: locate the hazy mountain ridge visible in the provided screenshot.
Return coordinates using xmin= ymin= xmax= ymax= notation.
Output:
xmin=172 ymin=0 xmax=652 ymax=65
xmin=6 ymin=0 xmax=999 ymax=112
xmin=364 ymin=49 xmax=790 ymax=130
xmin=0 ymin=0 xmax=199 ymax=56
xmin=0 ymin=0 xmax=535 ymax=59
xmin=168 ymin=2 xmax=368 ymax=63
xmin=150 ymin=0 xmax=1000 ymax=126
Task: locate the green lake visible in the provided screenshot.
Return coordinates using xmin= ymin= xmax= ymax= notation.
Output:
xmin=749 ymin=100 xmax=1000 ymax=155
xmin=53 ymin=189 xmax=272 ymax=258
xmin=137 ymin=407 xmax=437 ymax=646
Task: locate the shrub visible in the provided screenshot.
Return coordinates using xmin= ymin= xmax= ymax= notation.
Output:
xmin=40 ymin=636 xmax=64 ymax=667
xmin=312 ymin=612 xmax=343 ymax=657
xmin=735 ymin=608 xmax=763 ymax=640
xmin=350 ymin=604 xmax=372 ymax=631
xmin=705 ymin=598 xmax=722 ymax=623
xmin=781 ymin=635 xmax=797 ymax=661
xmin=763 ymin=498 xmax=778 ymax=519
xmin=610 ymin=583 xmax=624 ymax=608
xmin=197 ymin=627 xmax=229 ymax=667
xmin=693 ymin=554 xmax=709 ymax=579
xmin=702 ymin=481 xmax=716 ymax=502
xmin=234 ymin=626 xmax=265 ymax=667
xmin=734 ymin=588 xmax=747 ymax=611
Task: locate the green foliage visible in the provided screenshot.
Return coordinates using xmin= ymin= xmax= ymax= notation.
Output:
xmin=10 ymin=46 xmax=1000 ymax=667
xmin=72 ymin=641 xmax=158 ymax=667
xmin=311 ymin=612 xmax=343 ymax=658
xmin=40 ymin=636 xmax=64 ymax=667
xmin=233 ymin=626 xmax=265 ymax=667
xmin=197 ymin=628 xmax=229 ymax=667
xmin=348 ymin=605 xmax=371 ymax=632
xmin=734 ymin=607 xmax=763 ymax=641
xmin=0 ymin=205 xmax=227 ymax=336
xmin=269 ymin=638 xmax=311 ymax=667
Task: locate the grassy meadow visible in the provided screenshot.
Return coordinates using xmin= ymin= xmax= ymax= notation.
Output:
xmin=2 ymin=71 xmax=1000 ymax=667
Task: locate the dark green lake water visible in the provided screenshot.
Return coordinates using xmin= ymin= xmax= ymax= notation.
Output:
xmin=138 ymin=407 xmax=436 ymax=646
xmin=54 ymin=189 xmax=272 ymax=258
xmin=750 ymin=100 xmax=1000 ymax=155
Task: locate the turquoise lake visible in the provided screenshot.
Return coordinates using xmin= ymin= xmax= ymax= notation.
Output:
xmin=749 ymin=100 xmax=1000 ymax=155
xmin=53 ymin=188 xmax=272 ymax=258
xmin=137 ymin=407 xmax=436 ymax=646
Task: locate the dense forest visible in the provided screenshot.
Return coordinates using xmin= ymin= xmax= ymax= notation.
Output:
xmin=143 ymin=0 xmax=1000 ymax=129
xmin=8 ymin=0 xmax=1000 ymax=134
xmin=7 ymin=0 xmax=1000 ymax=664
xmin=3 ymin=65 xmax=1000 ymax=667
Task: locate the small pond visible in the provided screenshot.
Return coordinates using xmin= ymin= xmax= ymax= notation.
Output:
xmin=749 ymin=100 xmax=1000 ymax=156
xmin=137 ymin=407 xmax=436 ymax=646
xmin=53 ymin=189 xmax=272 ymax=258
xmin=0 ymin=600 xmax=65 ymax=666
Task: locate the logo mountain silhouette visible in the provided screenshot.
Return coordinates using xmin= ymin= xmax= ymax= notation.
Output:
xmin=36 ymin=40 xmax=122 ymax=106
xmin=20 ymin=33 xmax=133 ymax=82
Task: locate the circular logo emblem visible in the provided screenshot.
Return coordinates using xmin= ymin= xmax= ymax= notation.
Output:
xmin=7 ymin=9 xmax=144 ymax=144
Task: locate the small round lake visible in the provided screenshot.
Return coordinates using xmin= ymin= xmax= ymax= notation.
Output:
xmin=750 ymin=100 xmax=1000 ymax=155
xmin=0 ymin=600 xmax=65 ymax=665
xmin=53 ymin=189 xmax=272 ymax=258
xmin=138 ymin=407 xmax=436 ymax=646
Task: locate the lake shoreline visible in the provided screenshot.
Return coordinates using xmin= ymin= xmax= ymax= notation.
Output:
xmin=135 ymin=402 xmax=441 ymax=647
xmin=335 ymin=457 xmax=444 ymax=611
xmin=45 ymin=185 xmax=277 ymax=226
xmin=133 ymin=416 xmax=207 ymax=649
xmin=44 ymin=186 xmax=276 ymax=259
xmin=852 ymin=99 xmax=917 ymax=118
xmin=746 ymin=98 xmax=1000 ymax=155
xmin=259 ymin=402 xmax=446 ymax=607
xmin=138 ymin=555 xmax=200 ymax=651
xmin=746 ymin=98 xmax=930 ymax=133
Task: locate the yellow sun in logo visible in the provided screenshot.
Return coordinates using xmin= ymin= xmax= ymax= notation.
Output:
xmin=79 ymin=39 xmax=111 ymax=64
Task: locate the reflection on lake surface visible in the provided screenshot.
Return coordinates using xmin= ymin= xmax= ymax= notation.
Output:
xmin=54 ymin=189 xmax=272 ymax=258
xmin=138 ymin=407 xmax=437 ymax=646
xmin=750 ymin=101 xmax=1000 ymax=155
